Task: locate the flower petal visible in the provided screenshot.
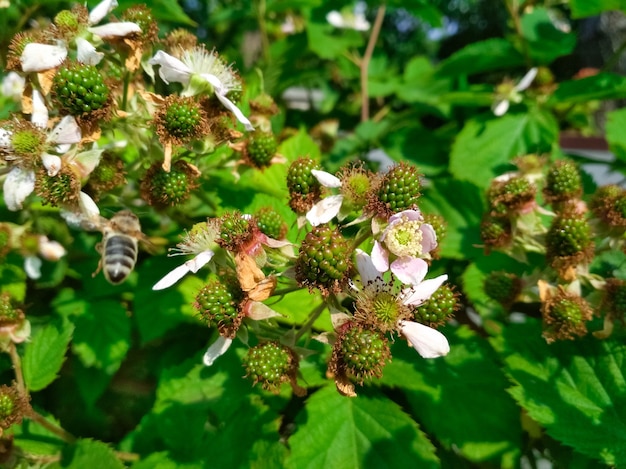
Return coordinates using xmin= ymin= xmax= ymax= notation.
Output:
xmin=24 ymin=255 xmax=42 ymax=280
xmin=390 ymin=257 xmax=429 ymax=286
xmin=89 ymin=0 xmax=117 ymax=25
xmin=203 ymin=336 xmax=233 ymax=366
xmin=4 ymin=167 xmax=35 ymax=211
xmin=88 ymin=22 xmax=141 ymax=38
xmin=149 ymin=50 xmax=192 ymax=85
xmin=213 ymin=88 xmax=254 ymax=131
xmin=370 ymin=241 xmax=389 ymax=273
xmin=21 ymin=43 xmax=67 ymax=73
xmin=186 ymin=250 xmax=215 ymax=273
xmin=402 ymin=274 xmax=448 ymax=306
xmin=420 ymin=223 xmax=438 ymax=255
xmin=48 ymin=115 xmax=81 ymax=145
xmin=246 ymin=301 xmax=282 ymax=320
xmin=306 ymin=195 xmax=344 ymax=226
xmin=30 ymin=89 xmax=48 ymax=128
xmin=41 ymin=153 xmax=61 ymax=176
xmin=516 ymin=67 xmax=538 ymax=92
xmin=76 ymin=37 xmax=104 ymax=65
xmin=311 ymin=169 xmax=342 ymax=188
xmin=400 ymin=320 xmax=450 ymax=358
xmin=389 ymin=209 xmax=422 ymax=224
xmin=355 ymin=249 xmax=381 ymax=285
xmin=74 ymin=149 xmax=104 ymax=178
xmin=493 ymin=99 xmax=510 ymax=117
xmin=38 ymin=236 xmax=66 ymax=261
xmin=152 ymin=264 xmax=191 ymax=290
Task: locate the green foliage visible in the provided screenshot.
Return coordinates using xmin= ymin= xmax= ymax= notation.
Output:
xmin=1 ymin=0 xmax=625 ymax=467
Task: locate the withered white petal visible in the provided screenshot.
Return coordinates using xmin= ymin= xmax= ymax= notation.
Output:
xmin=306 ymin=195 xmax=343 ymax=226
xmin=20 ymin=43 xmax=67 ymax=73
xmin=41 ymin=153 xmax=61 ymax=176
xmin=24 ymin=256 xmax=42 ymax=280
xmin=88 ymin=22 xmax=141 ymax=38
xmin=203 ymin=336 xmax=233 ymax=366
xmin=30 ymin=89 xmax=48 ymax=128
xmin=76 ymin=37 xmax=104 ymax=65
xmin=149 ymin=50 xmax=192 ymax=85
xmin=4 ymin=167 xmax=35 ymax=211
xmin=89 ymin=0 xmax=117 ymax=25
xmin=400 ymin=320 xmax=450 ymax=358
xmin=48 ymin=116 xmax=81 ymax=145
xmin=311 ymin=169 xmax=342 ymax=188
xmin=152 ymin=264 xmax=190 ymax=290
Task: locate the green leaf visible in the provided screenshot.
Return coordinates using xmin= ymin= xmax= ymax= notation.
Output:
xmin=134 ymin=257 xmax=204 ymax=345
xmin=0 ymin=261 xmax=27 ymax=302
xmin=23 ymin=317 xmax=74 ymax=392
xmin=368 ymin=55 xmax=401 ymax=98
xmin=551 ymin=73 xmax=626 ymax=103
xmin=72 ymin=299 xmax=131 ymax=374
xmin=436 ymin=39 xmax=525 ymax=77
xmin=396 ymin=56 xmax=453 ymax=109
xmin=419 ymin=178 xmax=485 ymax=260
xmin=279 ymin=128 xmax=321 ymax=162
xmin=449 ymin=110 xmax=559 ymax=188
xmin=569 ymin=0 xmax=626 ymax=18
xmin=606 ymin=107 xmax=626 ymax=163
xmin=382 ymin=326 xmax=522 ymax=466
xmin=287 ymin=386 xmax=439 ymax=468
xmin=132 ymin=452 xmax=202 ymax=469
xmin=10 ymin=414 xmax=66 ymax=456
xmin=383 ymin=125 xmax=449 ymax=177
xmin=495 ymin=320 xmax=626 ymax=466
xmin=521 ymin=7 xmax=576 ymax=63
xmin=306 ymin=21 xmax=364 ymax=60
xmin=61 ymin=438 xmax=124 ymax=469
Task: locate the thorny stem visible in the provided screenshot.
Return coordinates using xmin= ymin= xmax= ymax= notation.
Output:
xmin=504 ymin=0 xmax=532 ymax=69
xmin=360 ymin=5 xmax=386 ymax=123
xmin=28 ymin=411 xmax=77 ymax=444
xmin=7 ymin=342 xmax=25 ymax=396
xmin=294 ymin=302 xmax=328 ymax=342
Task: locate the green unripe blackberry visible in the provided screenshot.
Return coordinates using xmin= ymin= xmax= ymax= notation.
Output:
xmin=0 ymin=384 xmax=27 ymax=430
xmin=53 ymin=9 xmax=84 ymax=38
xmin=85 ymin=152 xmax=126 ymax=201
xmin=546 ymin=213 xmax=593 ymax=267
xmin=287 ymin=157 xmax=322 ymax=214
xmin=140 ymin=160 xmax=199 ymax=208
xmin=121 ymin=5 xmax=158 ymax=43
xmin=480 ymin=216 xmax=512 ymax=250
xmin=295 ymin=225 xmax=352 ymax=296
xmin=589 ymin=185 xmax=626 ymax=228
xmin=217 ymin=211 xmax=255 ymax=251
xmin=423 ymin=213 xmax=447 ymax=244
xmin=10 ymin=124 xmax=46 ymax=160
xmin=487 ymin=176 xmax=536 ymax=216
xmin=255 ymin=207 xmax=287 ymax=240
xmin=52 ymin=62 xmax=109 ymax=116
xmin=195 ymin=278 xmax=243 ymax=338
xmin=0 ymin=294 xmax=23 ymax=327
xmin=543 ymin=160 xmax=582 ymax=205
xmin=34 ymin=165 xmax=81 ymax=208
xmin=368 ymin=162 xmax=421 ymax=217
xmin=542 ymin=287 xmax=592 ymax=342
xmin=484 ymin=271 xmax=522 ymax=307
xmin=335 ymin=325 xmax=390 ymax=383
xmin=246 ymin=131 xmax=277 ymax=169
xmin=243 ymin=341 xmax=297 ymax=393
xmin=414 ymin=284 xmax=459 ymax=327
xmin=162 ymin=99 xmax=204 ymax=141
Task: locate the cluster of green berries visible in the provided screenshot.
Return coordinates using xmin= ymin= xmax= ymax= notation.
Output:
xmin=487 ymin=176 xmax=536 ymax=216
xmin=295 ymin=225 xmax=351 ymax=296
xmin=195 ymin=278 xmax=243 ymax=338
xmin=480 ymin=216 xmax=512 ymax=250
xmin=160 ymin=98 xmax=205 ymax=143
xmin=52 ymin=62 xmax=109 ymax=117
xmin=368 ymin=162 xmax=421 ymax=217
xmin=246 ymin=131 xmax=277 ymax=169
xmin=34 ymin=165 xmax=81 ymax=207
xmin=483 ymin=272 xmax=522 ymax=308
xmin=542 ymin=289 xmax=593 ymax=343
xmin=255 ymin=207 xmax=287 ymax=240
xmin=217 ymin=211 xmax=255 ymax=251
xmin=602 ymin=279 xmax=626 ymax=323
xmin=543 ymin=160 xmax=582 ymax=206
xmin=140 ymin=160 xmax=199 ymax=208
xmin=0 ymin=384 xmax=27 ymax=431
xmin=546 ymin=212 xmax=593 ymax=277
xmin=590 ymin=185 xmax=626 ymax=229
xmin=0 ymin=294 xmax=23 ymax=327
xmin=287 ymin=157 xmax=321 ymax=214
xmin=332 ymin=324 xmax=390 ymax=384
xmin=84 ymin=152 xmax=127 ymax=201
xmin=414 ymin=284 xmax=460 ymax=327
xmin=243 ymin=341 xmax=297 ymax=393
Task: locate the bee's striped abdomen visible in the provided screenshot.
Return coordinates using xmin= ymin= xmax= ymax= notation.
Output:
xmin=103 ymin=235 xmax=138 ymax=284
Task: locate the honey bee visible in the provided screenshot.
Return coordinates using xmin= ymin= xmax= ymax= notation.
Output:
xmin=92 ymin=210 xmax=151 ymax=285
